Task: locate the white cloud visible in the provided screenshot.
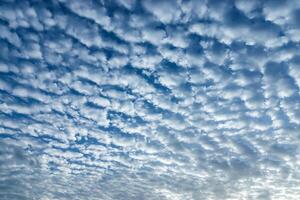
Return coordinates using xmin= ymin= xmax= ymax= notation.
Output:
xmin=142 ymin=0 xmax=182 ymax=24
xmin=1 ymin=0 xmax=300 ymax=199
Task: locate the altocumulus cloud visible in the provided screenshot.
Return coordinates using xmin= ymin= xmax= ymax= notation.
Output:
xmin=0 ymin=0 xmax=300 ymax=199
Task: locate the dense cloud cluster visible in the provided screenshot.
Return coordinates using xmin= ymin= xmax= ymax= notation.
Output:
xmin=0 ymin=0 xmax=300 ymax=199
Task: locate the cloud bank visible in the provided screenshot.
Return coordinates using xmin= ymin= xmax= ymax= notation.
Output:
xmin=0 ymin=0 xmax=300 ymax=199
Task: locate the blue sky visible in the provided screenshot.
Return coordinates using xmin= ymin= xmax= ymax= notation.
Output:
xmin=0 ymin=0 xmax=300 ymax=199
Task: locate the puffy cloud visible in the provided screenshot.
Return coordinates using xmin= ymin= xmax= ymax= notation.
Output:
xmin=1 ymin=0 xmax=300 ymax=199
xmin=142 ymin=0 xmax=182 ymax=24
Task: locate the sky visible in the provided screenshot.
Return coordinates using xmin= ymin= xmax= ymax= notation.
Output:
xmin=0 ymin=0 xmax=300 ymax=199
